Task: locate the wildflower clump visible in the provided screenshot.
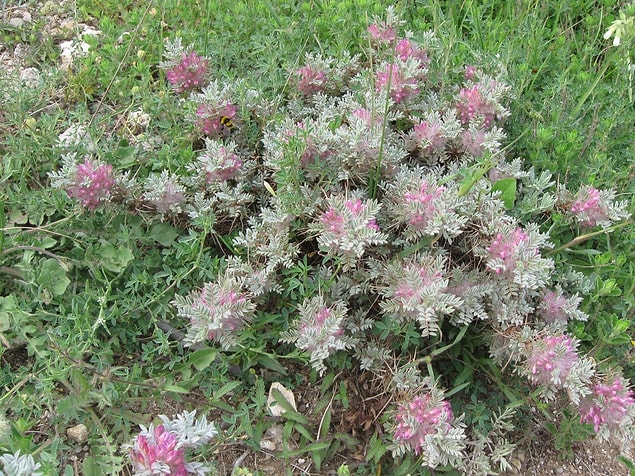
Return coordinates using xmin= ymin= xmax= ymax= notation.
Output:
xmin=160 ymin=38 xmax=209 ymax=94
xmin=172 ymin=273 xmax=256 ymax=349
xmin=563 ymin=185 xmax=631 ymax=228
xmin=391 ymin=382 xmax=466 ymax=469
xmin=578 ymin=376 xmax=635 ymax=440
xmin=128 ymin=411 xmax=217 ymax=476
xmin=49 ymin=154 xmax=115 ymax=211
xmin=280 ymin=296 xmax=354 ymax=374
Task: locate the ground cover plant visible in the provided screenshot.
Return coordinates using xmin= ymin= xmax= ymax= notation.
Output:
xmin=1 ymin=0 xmax=635 ymax=475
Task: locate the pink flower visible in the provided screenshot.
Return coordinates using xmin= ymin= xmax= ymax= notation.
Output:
xmin=376 ymin=63 xmax=419 ymax=103
xmin=196 ymin=102 xmax=237 ymax=136
xmin=464 ymin=65 xmax=477 ymax=80
xmin=320 ymin=207 xmax=345 ymax=235
xmin=539 ymin=290 xmax=569 ymax=324
xmin=456 ymin=84 xmax=496 ymax=127
xmin=201 ymin=146 xmax=242 ymax=182
xmin=526 ymin=335 xmax=578 ymax=386
xmin=352 ymin=108 xmax=385 ymax=129
xmin=461 ymin=128 xmax=488 ymax=157
xmin=166 ymin=51 xmax=209 ymax=93
xmin=579 ymin=377 xmax=635 ymax=432
xmin=295 ymin=64 xmax=327 ymax=95
xmin=367 ymin=23 xmax=396 ymax=43
xmin=404 ymin=181 xmax=445 ymax=230
xmin=485 ymin=227 xmax=529 ymax=277
xmin=412 ymin=120 xmax=446 ymax=154
xmin=66 ymin=159 xmax=114 ymax=210
xmin=569 ymin=187 xmax=608 ymax=227
xmin=129 ymin=425 xmax=187 ymax=476
xmin=394 ymin=393 xmax=453 ymax=455
xmin=395 ymin=39 xmax=429 ymax=65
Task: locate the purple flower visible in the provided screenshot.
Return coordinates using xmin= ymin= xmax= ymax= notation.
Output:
xmin=129 ymin=425 xmax=188 ymax=476
xmin=201 ymin=145 xmax=242 ymax=183
xmin=394 ymin=393 xmax=454 ymax=455
xmin=569 ymin=186 xmax=611 ymax=227
xmin=526 ymin=334 xmax=578 ymax=386
xmin=579 ymin=377 xmax=635 ymax=432
xmin=165 ymin=51 xmax=209 ymax=93
xmin=66 ymin=158 xmax=114 ymax=210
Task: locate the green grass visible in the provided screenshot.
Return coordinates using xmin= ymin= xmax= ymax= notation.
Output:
xmin=1 ymin=0 xmax=635 ymax=474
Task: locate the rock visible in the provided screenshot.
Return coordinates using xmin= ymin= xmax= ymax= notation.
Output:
xmin=66 ymin=423 xmax=88 ymax=443
xmin=8 ymin=18 xmax=24 ymax=28
xmin=267 ymin=382 xmax=297 ymax=417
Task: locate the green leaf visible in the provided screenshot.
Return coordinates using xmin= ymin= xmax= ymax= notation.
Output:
xmin=82 ymin=457 xmax=106 ymax=476
xmin=97 ymin=242 xmax=134 ymax=273
xmin=257 ymin=353 xmax=288 ymax=375
xmin=366 ymin=432 xmax=388 ymax=463
xmin=214 ymin=380 xmax=242 ymax=399
xmin=188 ymin=348 xmax=218 ymax=371
xmin=36 ymin=258 xmax=70 ymax=297
xmin=150 ymin=223 xmax=179 ymax=247
xmin=492 ymin=178 xmax=517 ymax=210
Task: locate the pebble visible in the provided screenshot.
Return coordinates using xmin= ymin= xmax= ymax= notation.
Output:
xmin=8 ymin=18 xmax=24 ymax=28
xmin=66 ymin=423 xmax=88 ymax=443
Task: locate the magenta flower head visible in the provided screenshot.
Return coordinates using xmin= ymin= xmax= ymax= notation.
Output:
xmin=456 ymin=84 xmax=497 ymax=127
xmin=367 ymin=22 xmax=396 ymax=43
xmin=196 ymin=102 xmax=237 ymax=137
xmin=165 ymin=51 xmax=209 ymax=93
xmin=172 ymin=274 xmax=256 ymax=349
xmin=412 ymin=120 xmax=447 ymax=154
xmin=295 ymin=64 xmax=327 ymax=96
xmin=526 ymin=334 xmax=579 ymax=386
xmin=394 ymin=393 xmax=454 ymax=456
xmin=579 ymin=377 xmax=635 ymax=434
xmin=376 ymin=63 xmax=419 ymax=103
xmin=66 ymin=158 xmax=114 ymax=210
xmin=565 ymin=186 xmax=630 ymax=228
xmin=129 ymin=425 xmax=187 ymax=476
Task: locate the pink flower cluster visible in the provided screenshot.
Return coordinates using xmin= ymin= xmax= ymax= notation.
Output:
xmin=539 ymin=290 xmax=569 ymax=324
xmin=165 ymin=52 xmax=209 ymax=93
xmin=367 ymin=22 xmax=396 ymax=43
xmin=196 ymin=102 xmax=237 ymax=136
xmin=129 ymin=425 xmax=187 ymax=476
xmin=201 ymin=146 xmax=242 ymax=183
xmin=197 ymin=284 xmax=247 ymax=341
xmin=395 ymin=38 xmax=429 ymax=64
xmin=412 ymin=120 xmax=446 ymax=154
xmin=394 ymin=393 xmax=453 ymax=455
xmin=393 ymin=264 xmax=443 ymax=303
xmin=320 ymin=199 xmax=379 ymax=235
xmin=403 ymin=181 xmax=445 ymax=230
xmin=579 ymin=377 xmax=635 ymax=432
xmin=295 ymin=64 xmax=327 ymax=96
xmin=376 ymin=63 xmax=419 ymax=103
xmin=66 ymin=158 xmax=114 ymax=210
xmin=485 ymin=227 xmax=529 ymax=276
xmin=526 ymin=334 xmax=578 ymax=386
xmin=456 ymin=84 xmax=497 ymax=127
xmin=569 ymin=187 xmax=607 ymax=227
xmin=461 ymin=128 xmax=488 ymax=157
xmin=297 ymin=305 xmax=344 ymax=354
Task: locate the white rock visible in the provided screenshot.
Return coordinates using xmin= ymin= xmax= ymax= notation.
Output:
xmin=66 ymin=423 xmax=88 ymax=442
xmin=267 ymin=382 xmax=297 ymax=417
